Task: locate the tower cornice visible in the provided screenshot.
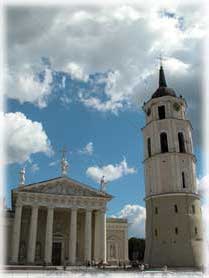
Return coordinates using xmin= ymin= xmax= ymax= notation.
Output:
xmin=142 ymin=151 xmax=196 ymax=164
xmin=144 ymin=191 xmax=200 ymax=201
xmin=141 ymin=118 xmax=193 ymax=131
xmin=143 ymin=95 xmax=187 ymax=110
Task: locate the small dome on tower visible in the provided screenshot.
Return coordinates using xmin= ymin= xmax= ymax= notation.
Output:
xmin=152 ymin=65 xmax=176 ymax=99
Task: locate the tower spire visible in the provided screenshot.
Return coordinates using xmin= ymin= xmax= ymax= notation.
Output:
xmin=158 ymin=55 xmax=167 ymax=87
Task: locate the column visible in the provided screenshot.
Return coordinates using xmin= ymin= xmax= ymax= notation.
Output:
xmin=69 ymin=208 xmax=77 ymax=265
xmin=100 ymin=210 xmax=106 ymax=263
xmin=27 ymin=206 xmax=39 ymax=264
xmin=11 ymin=204 xmax=23 ymax=263
xmin=84 ymin=209 xmax=92 ymax=263
xmin=93 ymin=211 xmax=100 ymax=263
xmin=124 ymin=225 xmax=129 ymax=262
xmin=44 ymin=207 xmax=54 ymax=265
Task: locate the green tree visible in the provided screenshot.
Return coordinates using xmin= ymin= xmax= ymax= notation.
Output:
xmin=128 ymin=237 xmax=145 ymax=262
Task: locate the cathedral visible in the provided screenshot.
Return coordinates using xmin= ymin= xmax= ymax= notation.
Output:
xmin=4 ymin=62 xmax=204 ymax=269
xmin=142 ymin=63 xmax=203 ymax=267
xmin=5 ymin=156 xmax=128 ymax=266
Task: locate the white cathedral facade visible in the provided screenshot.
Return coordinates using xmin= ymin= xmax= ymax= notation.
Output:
xmin=5 ymin=158 xmax=129 ymax=266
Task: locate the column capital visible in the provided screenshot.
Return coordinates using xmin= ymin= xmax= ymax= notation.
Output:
xmin=15 ymin=202 xmax=23 ymax=208
xmin=31 ymin=204 xmax=39 ymax=209
xmin=100 ymin=208 xmax=106 ymax=213
xmin=47 ymin=205 xmax=55 ymax=210
xmin=71 ymin=207 xmax=78 ymax=212
xmin=85 ymin=208 xmax=93 ymax=213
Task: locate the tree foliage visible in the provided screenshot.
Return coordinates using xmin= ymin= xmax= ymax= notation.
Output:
xmin=128 ymin=237 xmax=145 ymax=262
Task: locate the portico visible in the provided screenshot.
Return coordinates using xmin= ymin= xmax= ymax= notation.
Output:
xmin=10 ymin=177 xmax=111 ymax=265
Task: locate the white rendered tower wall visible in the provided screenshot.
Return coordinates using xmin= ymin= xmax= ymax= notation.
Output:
xmin=142 ymin=68 xmax=203 ymax=267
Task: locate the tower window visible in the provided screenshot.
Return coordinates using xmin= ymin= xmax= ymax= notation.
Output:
xmin=147 ymin=138 xmax=151 ymax=157
xmin=192 ymin=205 xmax=195 ymax=214
xmin=160 ymin=132 xmax=168 ymax=153
xmin=175 ymin=227 xmax=178 ymax=235
xmin=182 ymin=172 xmax=186 ymax=188
xmin=178 ymin=132 xmax=186 ymax=153
xmin=174 ymin=205 xmax=178 ymax=213
xmin=154 ymin=229 xmax=158 ymax=237
xmin=155 ymin=207 xmax=158 ymax=214
xmin=158 ymin=105 xmax=165 ymax=120
xmin=195 ymin=227 xmax=198 ymax=235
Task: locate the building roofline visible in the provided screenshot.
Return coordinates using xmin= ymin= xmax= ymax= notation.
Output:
xmin=11 ymin=176 xmax=113 ymax=200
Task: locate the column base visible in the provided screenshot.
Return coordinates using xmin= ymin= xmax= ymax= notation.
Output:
xmin=9 ymin=260 xmax=19 ymax=265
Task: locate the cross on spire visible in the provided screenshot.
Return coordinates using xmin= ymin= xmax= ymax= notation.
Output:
xmin=60 ymin=146 xmax=67 ymax=159
xmin=157 ymin=54 xmax=167 ymax=87
xmin=157 ymin=54 xmax=166 ymax=68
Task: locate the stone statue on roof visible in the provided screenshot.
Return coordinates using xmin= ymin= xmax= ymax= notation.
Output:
xmin=61 ymin=147 xmax=69 ymax=176
xmin=100 ymin=176 xmax=108 ymax=191
xmin=19 ymin=167 xmax=25 ymax=186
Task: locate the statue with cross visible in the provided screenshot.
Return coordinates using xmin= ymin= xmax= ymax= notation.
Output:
xmin=60 ymin=146 xmax=69 ymax=176
xmin=100 ymin=175 xmax=108 ymax=191
xmin=19 ymin=167 xmax=26 ymax=186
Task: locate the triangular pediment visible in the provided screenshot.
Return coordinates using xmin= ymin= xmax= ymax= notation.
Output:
xmin=15 ymin=177 xmax=112 ymax=199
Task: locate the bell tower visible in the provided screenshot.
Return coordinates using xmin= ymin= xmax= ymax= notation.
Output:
xmin=142 ymin=64 xmax=203 ymax=267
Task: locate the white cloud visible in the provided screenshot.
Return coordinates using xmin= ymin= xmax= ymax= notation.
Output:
xmin=79 ymin=96 xmax=123 ymax=114
xmin=113 ymin=204 xmax=146 ymax=238
xmin=6 ymin=67 xmax=53 ymax=108
xmin=86 ymin=157 xmax=136 ymax=183
xmin=3 ymin=112 xmax=52 ymax=164
xmin=49 ymin=160 xmax=59 ymax=167
xmin=165 ymin=57 xmax=190 ymax=75
xmin=198 ymin=175 xmax=209 ymax=199
xmin=30 ymin=163 xmax=39 ymax=173
xmin=65 ymin=62 xmax=88 ymax=81
xmin=79 ymin=142 xmax=94 ymax=156
xmin=5 ymin=3 xmax=205 ymax=121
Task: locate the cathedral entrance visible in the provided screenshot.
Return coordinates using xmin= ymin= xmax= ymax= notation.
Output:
xmin=52 ymin=242 xmax=62 ymax=265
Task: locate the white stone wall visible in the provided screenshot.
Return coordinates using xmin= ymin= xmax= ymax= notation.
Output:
xmin=142 ymin=93 xmax=203 ymax=267
xmin=143 ymin=95 xmax=186 ymax=125
xmin=142 ymin=95 xmax=197 ymax=197
xmin=106 ymin=218 xmax=129 ymax=265
xmin=144 ymin=153 xmax=197 ymax=195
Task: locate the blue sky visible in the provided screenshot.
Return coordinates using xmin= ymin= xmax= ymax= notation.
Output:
xmin=4 ymin=3 xmax=206 ymax=237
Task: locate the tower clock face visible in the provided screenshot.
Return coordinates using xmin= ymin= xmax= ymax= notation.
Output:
xmin=173 ymin=102 xmax=181 ymax=111
xmin=147 ymin=108 xmax=151 ymax=116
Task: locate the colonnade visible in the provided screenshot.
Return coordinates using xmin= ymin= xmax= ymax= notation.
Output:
xmin=10 ymin=204 xmax=106 ymax=265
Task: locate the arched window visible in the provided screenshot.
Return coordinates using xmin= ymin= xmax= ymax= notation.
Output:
xmin=182 ymin=172 xmax=186 ymax=188
xmin=192 ymin=205 xmax=195 ymax=214
xmin=155 ymin=207 xmax=158 ymax=214
xmin=158 ymin=105 xmax=165 ymax=119
xmin=147 ymin=138 xmax=151 ymax=157
xmin=154 ymin=229 xmax=158 ymax=237
xmin=178 ymin=132 xmax=186 ymax=153
xmin=160 ymin=132 xmax=168 ymax=153
xmin=174 ymin=205 xmax=178 ymax=213
xmin=195 ymin=227 xmax=198 ymax=235
xmin=175 ymin=227 xmax=178 ymax=235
